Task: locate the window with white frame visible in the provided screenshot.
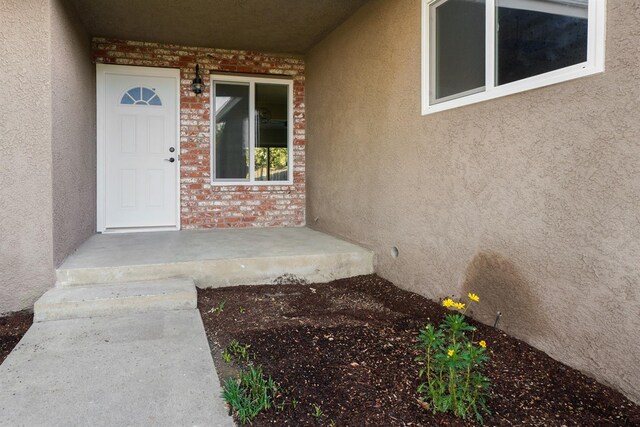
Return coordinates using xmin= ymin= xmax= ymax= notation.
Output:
xmin=211 ymin=75 xmax=293 ymax=184
xmin=421 ymin=0 xmax=606 ymax=114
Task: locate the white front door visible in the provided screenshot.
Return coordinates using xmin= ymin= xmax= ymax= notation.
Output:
xmin=97 ymin=65 xmax=180 ymax=232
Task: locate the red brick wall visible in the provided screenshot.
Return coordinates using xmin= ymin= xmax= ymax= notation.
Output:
xmin=92 ymin=38 xmax=305 ymax=229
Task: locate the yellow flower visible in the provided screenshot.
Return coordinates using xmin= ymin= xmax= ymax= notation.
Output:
xmin=468 ymin=293 xmax=480 ymax=302
xmin=479 ymin=340 xmax=487 ymax=348
xmin=447 ymin=349 xmax=455 ymax=357
xmin=442 ymin=298 xmax=455 ymax=308
xmin=453 ymin=302 xmax=466 ymax=310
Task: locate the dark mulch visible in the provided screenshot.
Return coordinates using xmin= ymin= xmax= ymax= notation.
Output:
xmin=198 ymin=274 xmax=640 ymax=427
xmin=0 ymin=310 xmax=32 ymax=365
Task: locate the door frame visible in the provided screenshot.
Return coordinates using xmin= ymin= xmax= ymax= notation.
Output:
xmin=96 ymin=64 xmax=181 ymax=233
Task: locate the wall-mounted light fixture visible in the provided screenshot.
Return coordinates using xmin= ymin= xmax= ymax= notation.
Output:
xmin=191 ymin=64 xmax=203 ymax=95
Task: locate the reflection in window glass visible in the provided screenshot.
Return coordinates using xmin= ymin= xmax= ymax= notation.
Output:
xmin=255 ymin=84 xmax=289 ymax=181
xmin=214 ymin=83 xmax=250 ymax=180
xmin=496 ymin=0 xmax=588 ymax=86
xmin=432 ymin=0 xmax=486 ymax=102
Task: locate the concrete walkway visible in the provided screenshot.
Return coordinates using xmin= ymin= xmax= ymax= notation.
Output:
xmin=0 ymin=282 xmax=234 ymax=426
xmin=0 ymin=228 xmax=374 ymax=425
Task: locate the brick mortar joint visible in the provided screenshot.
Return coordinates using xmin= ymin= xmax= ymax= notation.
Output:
xmin=94 ymin=37 xmax=306 ymax=229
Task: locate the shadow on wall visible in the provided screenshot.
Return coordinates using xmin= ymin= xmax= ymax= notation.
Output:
xmin=462 ymin=251 xmax=549 ymax=340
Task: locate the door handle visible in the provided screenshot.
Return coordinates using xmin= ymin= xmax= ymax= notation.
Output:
xmin=164 ymin=157 xmax=175 ymax=163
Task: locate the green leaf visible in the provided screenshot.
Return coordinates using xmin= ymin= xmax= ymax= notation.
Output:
xmin=416 ymin=309 xmax=491 ymax=422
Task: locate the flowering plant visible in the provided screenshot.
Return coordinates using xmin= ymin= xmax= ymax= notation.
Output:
xmin=416 ymin=293 xmax=490 ymax=423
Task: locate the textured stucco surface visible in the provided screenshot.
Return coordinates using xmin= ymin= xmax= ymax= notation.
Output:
xmin=306 ymin=0 xmax=640 ymax=403
xmin=51 ymin=0 xmax=96 ymax=267
xmin=69 ymin=0 xmax=369 ymax=54
xmin=0 ymin=0 xmax=95 ymax=314
xmin=0 ymin=0 xmax=56 ymax=314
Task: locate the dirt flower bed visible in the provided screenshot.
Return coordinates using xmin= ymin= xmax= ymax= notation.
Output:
xmin=198 ymin=275 xmax=640 ymax=426
xmin=0 ymin=310 xmax=32 ymax=365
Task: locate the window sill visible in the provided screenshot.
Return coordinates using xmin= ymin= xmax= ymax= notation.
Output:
xmin=210 ymin=180 xmax=294 ymax=187
xmin=422 ymin=62 xmax=605 ymax=116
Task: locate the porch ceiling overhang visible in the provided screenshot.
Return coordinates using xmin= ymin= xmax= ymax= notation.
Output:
xmin=68 ymin=0 xmax=370 ymax=55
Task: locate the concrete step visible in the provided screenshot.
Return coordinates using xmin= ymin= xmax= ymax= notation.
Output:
xmin=34 ymin=278 xmax=197 ymax=322
xmin=56 ymin=228 xmax=374 ymax=288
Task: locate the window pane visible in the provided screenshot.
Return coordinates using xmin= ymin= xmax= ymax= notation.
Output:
xmin=255 ymin=83 xmax=289 ymax=182
xmin=432 ymin=0 xmax=486 ymax=101
xmin=496 ymin=0 xmax=588 ymax=86
xmin=148 ymin=95 xmax=161 ymax=106
xmin=214 ymin=83 xmax=250 ymax=180
xmin=142 ymin=87 xmax=155 ymax=102
xmin=120 ymin=94 xmax=134 ymax=105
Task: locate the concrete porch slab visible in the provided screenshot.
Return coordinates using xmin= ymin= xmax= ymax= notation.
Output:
xmin=57 ymin=227 xmax=374 ymax=287
xmin=0 ymin=310 xmax=234 ymax=427
xmin=33 ymin=278 xmax=197 ymax=322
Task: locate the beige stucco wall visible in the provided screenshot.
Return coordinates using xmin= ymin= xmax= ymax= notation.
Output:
xmin=51 ymin=0 xmax=96 ymax=267
xmin=306 ymin=0 xmax=640 ymax=403
xmin=0 ymin=0 xmax=56 ymax=314
xmin=0 ymin=0 xmax=95 ymax=314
